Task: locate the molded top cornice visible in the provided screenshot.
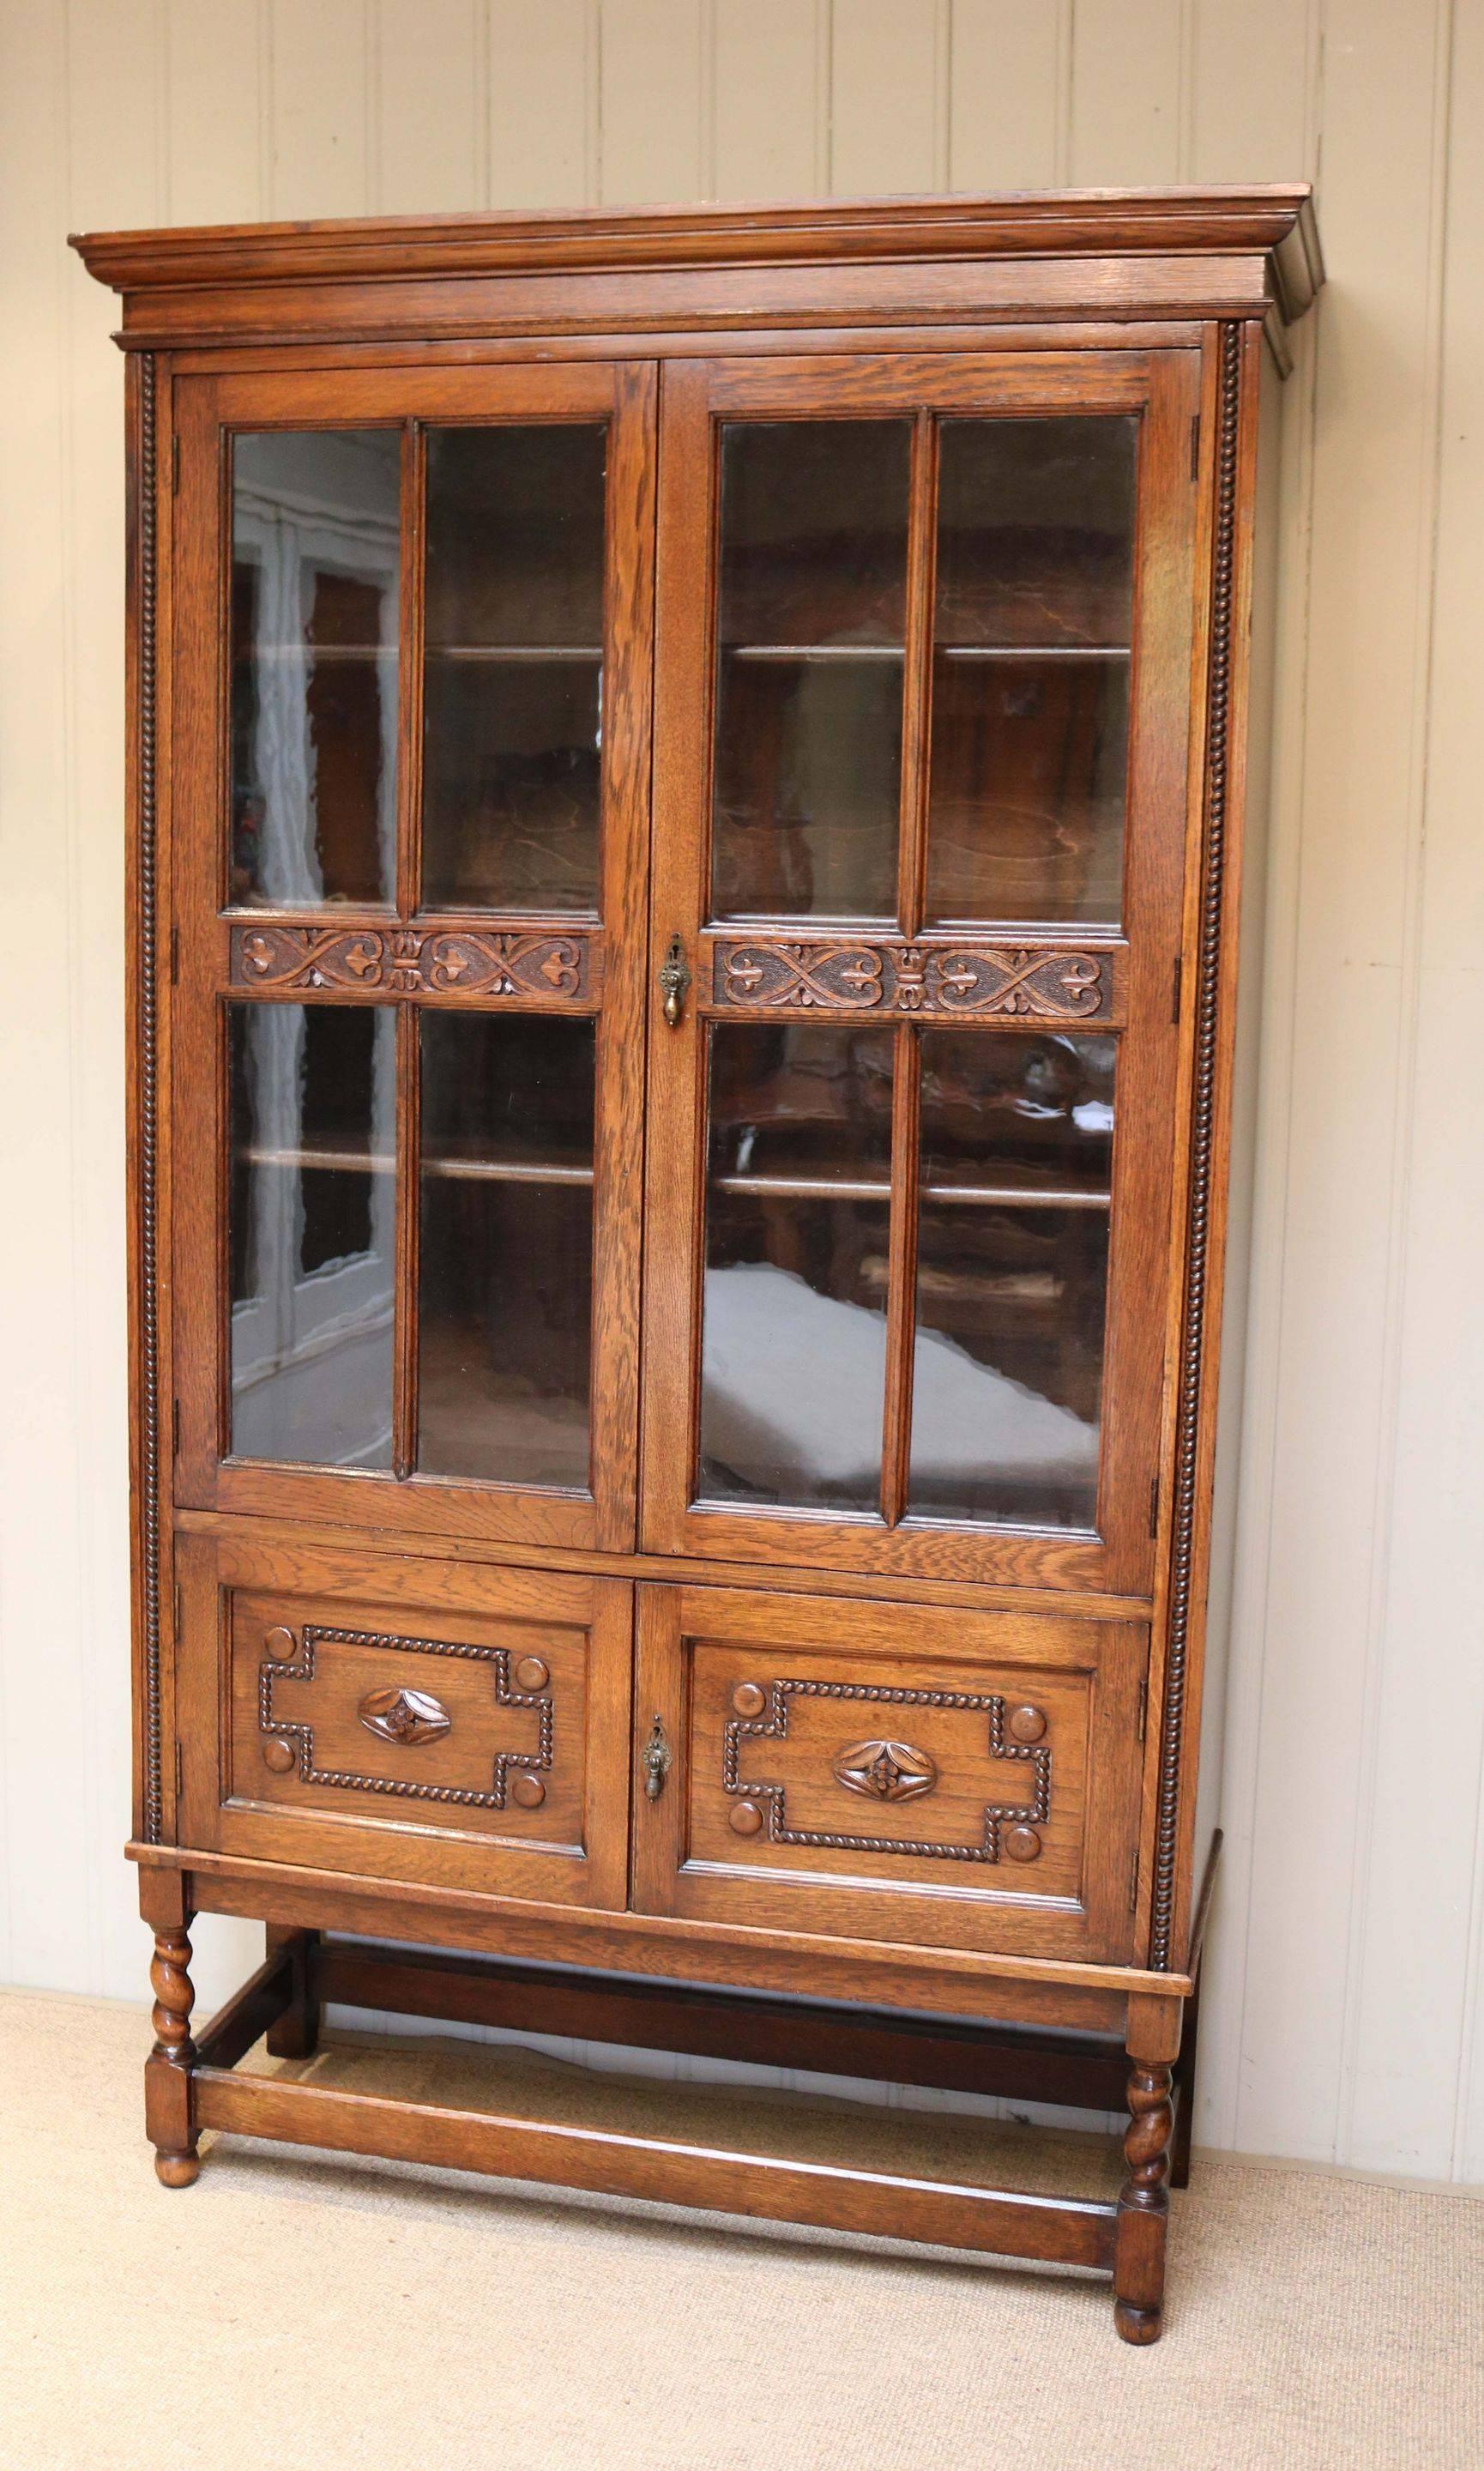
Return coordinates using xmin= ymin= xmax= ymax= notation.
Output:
xmin=72 ymin=184 xmax=1323 ymax=322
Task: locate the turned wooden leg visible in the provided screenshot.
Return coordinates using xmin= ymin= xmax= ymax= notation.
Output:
xmin=1113 ymin=1992 xmax=1179 ymax=2344
xmin=141 ymin=1871 xmax=198 ymax=2187
xmin=265 ymin=1926 xmax=322 ymax=2060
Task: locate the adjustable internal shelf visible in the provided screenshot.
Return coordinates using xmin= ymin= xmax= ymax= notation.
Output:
xmin=238 ymin=1145 xmax=593 ymax=1187
xmin=712 ymin=1171 xmax=1109 ymax=1210
xmin=722 ymin=642 xmax=1130 ymax=660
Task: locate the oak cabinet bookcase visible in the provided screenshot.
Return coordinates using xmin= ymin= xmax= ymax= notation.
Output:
xmin=75 ymin=186 xmax=1321 ymax=2342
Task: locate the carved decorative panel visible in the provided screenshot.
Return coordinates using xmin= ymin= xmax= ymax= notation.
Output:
xmin=706 ymin=936 xmax=1119 ymax=1024
xmin=259 ymin=1625 xmax=552 ymax=1809
xmin=230 ymin=923 xmax=600 ymax=1006
xmin=833 ymin=1738 xmax=938 ymax=1803
xmin=358 ymin=1685 xmax=451 ymax=1747
xmin=724 ymin=1681 xmax=1050 ymax=1863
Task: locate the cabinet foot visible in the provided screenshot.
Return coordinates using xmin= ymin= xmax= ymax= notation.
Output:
xmin=146 ymin=1920 xmax=198 ymax=2189
xmin=1113 ymin=2053 xmax=1174 ymax=2344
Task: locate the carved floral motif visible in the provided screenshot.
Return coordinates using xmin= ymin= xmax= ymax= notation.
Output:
xmin=833 ymin=1737 xmax=938 ymax=1803
xmin=358 ymin=1685 xmax=451 ymax=1747
xmin=710 ymin=938 xmax=1113 ymax=1022
xmin=231 ymin=924 xmax=596 ymax=1004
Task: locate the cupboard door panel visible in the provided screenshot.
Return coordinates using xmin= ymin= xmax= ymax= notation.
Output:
xmin=170 ymin=363 xmax=654 ymax=1555
xmin=177 ymin=1532 xmax=632 ymax=1907
xmin=642 ymin=351 xmax=1198 ymax=1593
xmin=631 ymin=1585 xmax=1147 ymax=1962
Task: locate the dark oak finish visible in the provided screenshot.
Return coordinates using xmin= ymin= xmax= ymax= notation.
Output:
xmin=78 ymin=188 xmax=1319 ymax=2343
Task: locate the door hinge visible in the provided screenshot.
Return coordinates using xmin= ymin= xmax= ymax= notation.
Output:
xmin=172 ymin=434 xmax=181 ymax=494
xmin=1129 ymin=1850 xmax=1141 ymax=1914
xmin=172 ymin=1398 xmax=181 ymax=1458
xmin=170 ymin=925 xmax=180 ymax=986
xmin=173 ymin=1582 xmax=182 ymax=1637
xmin=1137 ymin=1677 xmax=1149 ymax=1743
xmin=1149 ymin=1472 xmax=1161 ymax=1538
xmin=1171 ymin=953 xmax=1183 ymax=1024
xmin=1190 ymin=413 xmax=1201 ymax=480
xmin=174 ymin=1740 xmax=184 ymax=1803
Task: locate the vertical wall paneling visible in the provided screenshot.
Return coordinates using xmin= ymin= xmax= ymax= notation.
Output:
xmin=1067 ymin=0 xmax=1191 ymax=188
xmin=599 ymin=0 xmax=706 ymax=204
xmin=5 ymin=0 xmax=1484 ymax=2183
xmin=711 ymin=0 xmax=823 ymax=201
xmin=947 ymin=0 xmax=1069 ymax=191
xmin=268 ymin=0 xmax=371 ymax=218
xmin=1349 ymin=0 xmax=1484 ymax=2182
xmin=829 ymin=0 xmax=950 ymax=197
xmin=1440 ymin=0 xmax=1484 ymax=2190
xmin=165 ymin=0 xmax=264 ymax=223
xmin=1188 ymin=0 xmax=1318 ymax=185
xmin=0 ymin=0 xmax=75 ymax=1992
xmin=486 ymin=0 xmax=596 ymax=207
xmin=375 ymin=0 xmax=481 ymax=212
xmin=60 ymin=0 xmax=164 ymax=2003
xmin=1189 ymin=0 xmax=1325 ymax=2157
xmin=1223 ymin=0 xmax=1457 ymax=2166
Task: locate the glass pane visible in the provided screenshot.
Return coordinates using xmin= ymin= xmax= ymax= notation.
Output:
xmin=418 ymin=1012 xmax=594 ymax=1489
xmin=228 ymin=1002 xmax=395 ymax=1467
xmin=231 ymin=431 xmax=401 ymax=908
xmin=711 ymin=420 xmax=910 ymax=921
xmin=698 ymin=1023 xmax=895 ymax=1512
xmin=926 ymin=416 xmax=1137 ymax=928
xmin=908 ymin=1030 xmax=1114 ymax=1531
xmin=422 ymin=426 xmax=606 ymax=911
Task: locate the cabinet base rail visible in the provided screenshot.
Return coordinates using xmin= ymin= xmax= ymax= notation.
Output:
xmin=146 ymin=1924 xmax=1197 ymax=2343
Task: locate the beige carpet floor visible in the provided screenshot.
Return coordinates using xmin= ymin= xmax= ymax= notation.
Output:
xmin=3 ymin=1986 xmax=1481 ymax=2471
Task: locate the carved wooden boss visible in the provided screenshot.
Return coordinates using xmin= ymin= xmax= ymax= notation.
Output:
xmin=75 ymin=184 xmax=1321 ymax=2342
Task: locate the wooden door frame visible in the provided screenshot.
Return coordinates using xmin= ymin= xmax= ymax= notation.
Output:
xmin=640 ymin=347 xmax=1201 ymax=1594
xmin=168 ymin=359 xmax=655 ymax=1555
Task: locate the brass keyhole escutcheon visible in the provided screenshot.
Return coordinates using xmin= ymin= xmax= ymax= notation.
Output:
xmin=642 ymin=1711 xmax=672 ymax=1800
xmin=659 ymin=933 xmax=691 ymax=1027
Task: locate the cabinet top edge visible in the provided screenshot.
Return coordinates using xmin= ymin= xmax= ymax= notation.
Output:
xmin=71 ymin=184 xmax=1324 ymax=325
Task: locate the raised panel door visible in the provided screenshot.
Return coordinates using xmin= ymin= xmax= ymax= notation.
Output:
xmin=630 ymin=1584 xmax=1148 ymax=1961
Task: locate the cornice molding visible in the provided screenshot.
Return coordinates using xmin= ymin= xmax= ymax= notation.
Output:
xmin=72 ymin=183 xmax=1323 ymax=323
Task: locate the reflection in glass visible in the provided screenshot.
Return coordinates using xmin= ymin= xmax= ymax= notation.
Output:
xmin=228 ymin=1002 xmax=395 ymax=1466
xmin=711 ymin=421 xmax=910 ymax=921
xmin=908 ymin=1030 xmax=1114 ymax=1530
xmin=926 ymin=416 xmax=1137 ymax=927
xmin=422 ymin=426 xmax=606 ymax=911
xmin=230 ymin=431 xmax=401 ymax=908
xmin=418 ymin=1012 xmax=594 ymax=1489
xmin=697 ymin=1024 xmax=894 ymax=1511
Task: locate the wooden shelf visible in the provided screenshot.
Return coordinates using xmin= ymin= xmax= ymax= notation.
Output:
xmin=722 ymin=643 xmax=1129 ymax=662
xmin=238 ymin=1145 xmax=593 ymax=1187
xmin=712 ymin=1170 xmax=1109 ymax=1210
xmin=425 ymin=644 xmax=603 ymax=662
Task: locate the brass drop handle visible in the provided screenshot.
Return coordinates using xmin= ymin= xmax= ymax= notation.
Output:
xmin=642 ymin=1711 xmax=673 ymax=1801
xmin=659 ymin=933 xmax=691 ymax=1028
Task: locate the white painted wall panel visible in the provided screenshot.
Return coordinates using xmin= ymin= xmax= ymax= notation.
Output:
xmin=1 ymin=0 xmax=1481 ymax=2181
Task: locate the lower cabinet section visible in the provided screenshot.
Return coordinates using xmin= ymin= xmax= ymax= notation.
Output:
xmin=173 ymin=1533 xmax=1149 ymax=1966
xmin=175 ymin=1532 xmax=632 ymax=1907
xmin=631 ymin=1584 xmax=1149 ymax=1963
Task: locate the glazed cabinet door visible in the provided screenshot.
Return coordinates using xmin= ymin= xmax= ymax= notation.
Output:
xmin=642 ymin=351 xmax=1200 ymax=1593
xmin=631 ymin=1585 xmax=1149 ymax=1962
xmin=169 ymin=363 xmax=654 ymax=1554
